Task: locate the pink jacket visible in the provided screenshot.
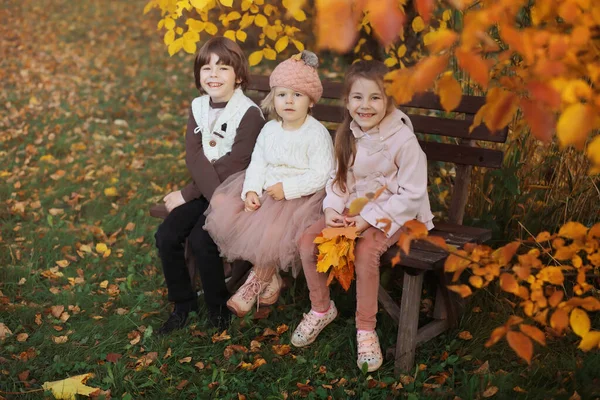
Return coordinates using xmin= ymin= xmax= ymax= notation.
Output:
xmin=323 ymin=109 xmax=434 ymax=237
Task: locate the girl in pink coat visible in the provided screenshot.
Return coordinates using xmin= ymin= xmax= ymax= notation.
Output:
xmin=291 ymin=60 xmax=434 ymax=372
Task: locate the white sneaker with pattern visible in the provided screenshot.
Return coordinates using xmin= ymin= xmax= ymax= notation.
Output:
xmin=291 ymin=301 xmax=337 ymax=347
xmin=356 ymin=330 xmax=383 ymax=372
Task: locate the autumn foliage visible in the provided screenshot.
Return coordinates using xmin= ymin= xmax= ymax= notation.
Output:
xmin=146 ymin=0 xmax=600 ymax=171
xmin=400 ymin=219 xmax=600 ymax=363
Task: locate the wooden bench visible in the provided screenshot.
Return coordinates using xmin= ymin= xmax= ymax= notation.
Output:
xmin=150 ymin=74 xmax=507 ymax=374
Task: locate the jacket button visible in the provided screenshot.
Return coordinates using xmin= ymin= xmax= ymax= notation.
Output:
xmin=209 ymin=140 xmax=217 ymax=147
xmin=210 ymin=159 xmax=216 ymax=164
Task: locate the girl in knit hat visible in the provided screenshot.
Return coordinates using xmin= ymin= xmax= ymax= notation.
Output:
xmin=203 ymin=51 xmax=334 ymax=317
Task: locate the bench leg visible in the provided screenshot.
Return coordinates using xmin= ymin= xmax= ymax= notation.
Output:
xmin=394 ymin=271 xmax=424 ymax=375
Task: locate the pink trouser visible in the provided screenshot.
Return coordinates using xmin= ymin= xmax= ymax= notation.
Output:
xmin=298 ymin=217 xmax=402 ymax=331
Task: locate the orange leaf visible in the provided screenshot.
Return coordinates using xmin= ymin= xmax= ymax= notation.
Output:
xmin=550 ymin=309 xmax=569 ymax=334
xmin=364 ymin=0 xmax=406 ymax=46
xmin=520 ymin=99 xmax=554 ymax=143
xmin=447 ymin=284 xmax=472 ymax=298
xmin=456 ymin=47 xmax=489 ymax=89
xmin=436 ymin=72 xmax=462 ymax=113
xmin=565 ymin=296 xmax=600 ymax=312
xmin=320 ymin=227 xmax=359 ymax=240
xmin=403 ymin=219 xmax=429 ymax=237
xmin=485 ymin=325 xmax=507 ymax=347
xmin=411 ymin=54 xmax=449 ymax=92
xmin=397 ymin=232 xmax=412 ymax=255
xmin=558 ymin=222 xmax=588 ymax=241
xmin=500 ymin=273 xmax=519 ymax=294
xmin=506 ymin=331 xmax=533 ymax=364
xmin=316 ymin=0 xmax=358 ymax=52
xmin=414 ymin=0 xmax=434 ymax=23
xmin=570 ymin=308 xmax=591 ymax=338
xmin=272 ymin=344 xmax=291 ymax=356
xmin=425 ymin=29 xmax=458 ymax=53
xmin=548 ymin=290 xmax=564 ymax=308
xmin=424 ymin=235 xmax=447 ymax=250
xmin=485 ymin=90 xmax=519 ymax=132
xmin=519 ymin=324 xmax=546 ymax=346
xmin=527 ymin=82 xmax=562 ymax=110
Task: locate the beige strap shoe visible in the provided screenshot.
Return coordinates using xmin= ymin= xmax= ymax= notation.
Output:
xmin=356 ymin=330 xmax=383 ymax=372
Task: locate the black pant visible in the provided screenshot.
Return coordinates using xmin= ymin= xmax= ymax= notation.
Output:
xmin=154 ymin=197 xmax=229 ymax=311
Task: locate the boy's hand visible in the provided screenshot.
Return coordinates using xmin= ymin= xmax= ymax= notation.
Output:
xmin=266 ymin=182 xmax=285 ymax=201
xmin=324 ymin=208 xmax=345 ymax=228
xmin=244 ymin=191 xmax=261 ymax=212
xmin=344 ymin=215 xmax=370 ymax=233
xmin=164 ymin=190 xmax=186 ymax=213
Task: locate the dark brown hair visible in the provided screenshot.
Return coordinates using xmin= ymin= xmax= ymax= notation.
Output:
xmin=331 ymin=60 xmax=395 ymax=193
xmin=194 ymin=37 xmax=249 ymax=92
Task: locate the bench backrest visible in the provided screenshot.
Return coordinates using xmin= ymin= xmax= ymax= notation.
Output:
xmin=247 ymin=74 xmax=507 ymax=224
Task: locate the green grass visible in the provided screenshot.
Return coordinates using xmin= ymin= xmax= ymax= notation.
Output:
xmin=1 ymin=0 xmax=599 ymax=399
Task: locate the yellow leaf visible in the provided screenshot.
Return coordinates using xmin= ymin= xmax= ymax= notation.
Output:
xmin=56 ymin=260 xmax=69 ymax=268
xmin=95 ymin=243 xmax=108 ymax=254
xmin=224 ymin=29 xmax=236 ymax=42
xmin=384 ymin=57 xmax=398 ymax=67
xmin=219 ymin=0 xmax=233 ymax=6
xmin=578 ymin=331 xmax=600 ymax=351
xmin=205 ymin=22 xmax=218 ymax=35
xmin=436 ymin=72 xmax=462 ymax=112
xmin=293 ymin=9 xmax=306 ymax=21
xmin=348 ymin=197 xmax=369 ymax=216
xmin=412 ymin=16 xmax=425 ymax=33
xmin=191 ymin=0 xmax=210 ymax=9
xmin=550 ymin=308 xmax=569 ymax=334
xmin=52 ymin=335 xmax=69 ymax=344
xmin=164 ymin=17 xmax=175 ymax=30
xmin=506 ymin=331 xmax=533 ymax=364
xmin=570 ymin=308 xmax=591 ymax=337
xmin=586 ymin=136 xmax=600 ymax=169
xmin=557 ymin=103 xmax=594 ymax=150
xmin=447 ymin=284 xmax=472 ymax=298
xmin=248 ymin=50 xmax=263 ymax=66
xmin=42 ymin=373 xmax=99 ymax=400
xmin=164 ymin=29 xmax=175 ymax=45
xmin=485 ymin=325 xmax=507 ymax=347
xmin=469 ymin=275 xmax=483 ymax=289
xmin=275 ymin=36 xmax=289 ymax=53
xmin=397 ymin=44 xmax=407 ymax=58
xmin=236 ymin=30 xmax=247 ymax=42
xmin=291 ymin=39 xmax=304 ymax=51
xmin=255 ymin=14 xmax=268 ymax=27
xmin=178 ymin=356 xmax=192 ymax=363
xmin=263 ymin=47 xmax=276 ymax=60
xmin=424 ymin=29 xmax=458 ymax=53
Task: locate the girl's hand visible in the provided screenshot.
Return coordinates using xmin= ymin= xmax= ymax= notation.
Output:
xmin=163 ymin=190 xmax=186 ymax=213
xmin=345 ymin=215 xmax=370 ymax=233
xmin=266 ymin=182 xmax=285 ymax=201
xmin=324 ymin=208 xmax=345 ymax=228
xmin=244 ymin=191 xmax=261 ymax=212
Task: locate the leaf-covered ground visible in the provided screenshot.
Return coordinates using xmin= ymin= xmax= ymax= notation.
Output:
xmin=1 ymin=1 xmax=599 ymax=399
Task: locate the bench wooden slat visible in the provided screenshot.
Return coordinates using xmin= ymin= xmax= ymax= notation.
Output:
xmin=248 ymin=75 xmax=496 ymax=115
xmin=249 ymin=99 xmax=507 ymax=144
xmin=419 ymin=141 xmax=503 ymax=168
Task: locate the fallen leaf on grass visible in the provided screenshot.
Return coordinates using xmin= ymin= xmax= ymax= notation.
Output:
xmin=0 ymin=323 xmax=12 ymax=341
xmin=483 ymin=385 xmax=499 ymax=397
xmin=176 ymin=380 xmax=189 ymax=390
xmin=458 ymin=330 xmax=473 ymax=340
xmin=42 ymin=373 xmax=99 ymax=400
xmin=51 ymin=305 xmax=65 ymax=318
xmin=128 ymin=330 xmax=141 ymax=345
xmin=178 ymin=356 xmax=192 ymax=364
xmin=262 ymin=328 xmax=278 ymax=337
xmin=253 ymin=307 xmax=271 ymax=320
xmin=16 ymin=333 xmax=29 ymax=342
xmin=513 ymin=386 xmax=527 ymax=393
xmin=135 ymin=352 xmax=158 ymax=370
xmin=194 ymin=361 xmax=205 ymax=370
xmin=272 ymin=344 xmax=291 ymax=356
xmin=52 ymin=335 xmax=68 ymax=344
xmin=250 ymin=340 xmax=262 ymax=352
xmin=106 ymin=353 xmax=122 ymax=363
xmin=18 ymin=370 xmax=30 ymax=382
xmin=163 ymin=348 xmax=172 ymax=359
xmin=212 ymin=330 xmax=231 ymax=343
xmin=276 ymin=324 xmax=289 ymax=335
xmin=473 ymin=361 xmax=490 ymax=374
xmin=224 ymin=345 xmax=248 ymax=360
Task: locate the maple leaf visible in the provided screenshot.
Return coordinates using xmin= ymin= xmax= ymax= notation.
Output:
xmin=42 ymin=373 xmax=99 ymax=400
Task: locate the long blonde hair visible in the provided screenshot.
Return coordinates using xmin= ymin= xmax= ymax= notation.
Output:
xmin=331 ymin=60 xmax=395 ymax=193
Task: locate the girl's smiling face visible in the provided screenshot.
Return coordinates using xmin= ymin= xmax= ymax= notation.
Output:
xmin=346 ymin=77 xmax=388 ymax=132
xmin=199 ymin=53 xmax=240 ymax=103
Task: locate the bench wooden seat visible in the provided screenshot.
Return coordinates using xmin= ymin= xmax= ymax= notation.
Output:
xmin=150 ymin=73 xmax=507 ymax=375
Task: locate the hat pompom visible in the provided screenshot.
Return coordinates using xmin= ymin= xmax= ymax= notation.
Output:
xmin=300 ymin=50 xmax=319 ymax=69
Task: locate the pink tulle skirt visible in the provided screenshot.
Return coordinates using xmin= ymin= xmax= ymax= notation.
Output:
xmin=203 ymin=171 xmax=325 ymax=277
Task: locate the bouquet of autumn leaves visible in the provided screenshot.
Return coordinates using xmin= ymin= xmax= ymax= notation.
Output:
xmin=314 ymin=187 xmax=389 ymax=291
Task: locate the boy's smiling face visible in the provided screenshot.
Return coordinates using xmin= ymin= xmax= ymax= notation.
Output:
xmin=200 ymin=53 xmax=240 ymax=103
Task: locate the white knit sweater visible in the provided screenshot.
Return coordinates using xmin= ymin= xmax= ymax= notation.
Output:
xmin=241 ymin=115 xmax=335 ymax=200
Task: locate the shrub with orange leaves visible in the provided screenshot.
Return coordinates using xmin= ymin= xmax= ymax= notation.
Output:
xmin=401 ymin=219 xmax=600 ymax=363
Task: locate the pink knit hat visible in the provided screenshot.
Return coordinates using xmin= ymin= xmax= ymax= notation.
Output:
xmin=269 ymin=51 xmax=323 ymax=103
